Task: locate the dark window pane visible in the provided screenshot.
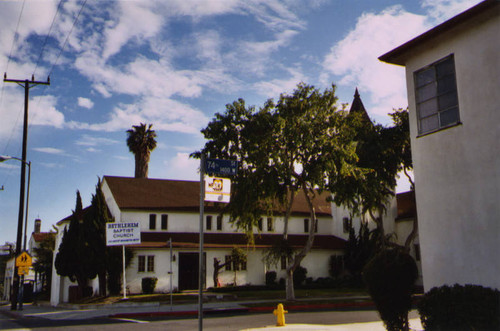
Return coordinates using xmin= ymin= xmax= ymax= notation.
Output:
xmin=437 ymin=74 xmax=456 ymax=94
xmin=217 ymin=215 xmax=222 ymax=230
xmin=206 ymin=216 xmax=212 ymax=230
xmin=258 ymin=218 xmax=263 ymax=231
xmin=418 ymin=98 xmax=438 ymax=118
xmin=161 ymin=214 xmax=168 ymax=230
xmin=304 ymin=219 xmax=309 ymax=233
xmin=416 ymin=82 xmax=437 ymax=103
xmin=138 ymin=256 xmax=145 ymax=272
xmin=436 ymin=57 xmax=454 ymax=78
xmin=147 ymin=256 xmax=155 ymax=272
xmin=149 ymin=214 xmax=156 ymax=230
xmin=438 ymin=91 xmax=458 ymax=110
xmin=440 ymin=107 xmax=459 ymax=126
xmin=420 ymin=114 xmax=439 ymax=133
xmin=416 ymin=67 xmax=435 ymax=87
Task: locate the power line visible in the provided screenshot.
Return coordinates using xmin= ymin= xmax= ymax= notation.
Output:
xmin=33 ymin=0 xmax=65 ymax=76
xmin=1 ymin=0 xmax=27 ymax=156
xmin=48 ymin=0 xmax=88 ymax=78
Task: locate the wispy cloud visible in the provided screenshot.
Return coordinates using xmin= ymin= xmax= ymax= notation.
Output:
xmin=32 ymin=147 xmax=65 ymax=155
xmin=75 ymin=134 xmax=118 ymax=147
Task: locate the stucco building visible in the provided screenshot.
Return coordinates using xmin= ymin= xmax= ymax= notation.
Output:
xmin=379 ymin=0 xmax=499 ymax=291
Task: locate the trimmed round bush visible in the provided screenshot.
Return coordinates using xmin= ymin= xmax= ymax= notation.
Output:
xmin=418 ymin=284 xmax=500 ymax=330
xmin=141 ymin=277 xmax=158 ymax=294
xmin=363 ymin=248 xmax=418 ymax=331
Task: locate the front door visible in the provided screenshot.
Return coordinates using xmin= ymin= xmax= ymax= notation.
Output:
xmin=178 ymin=252 xmax=205 ymax=291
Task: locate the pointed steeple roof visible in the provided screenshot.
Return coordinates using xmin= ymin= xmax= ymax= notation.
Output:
xmin=349 ymin=88 xmax=372 ymax=124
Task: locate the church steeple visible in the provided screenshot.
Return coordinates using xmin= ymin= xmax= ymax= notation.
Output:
xmin=349 ymin=88 xmax=372 ymax=124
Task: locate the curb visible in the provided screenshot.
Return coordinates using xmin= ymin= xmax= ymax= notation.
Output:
xmin=109 ymin=301 xmax=375 ymax=319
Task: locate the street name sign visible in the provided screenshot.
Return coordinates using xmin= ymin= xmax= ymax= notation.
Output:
xmin=106 ymin=222 xmax=141 ymax=246
xmin=205 ymin=158 xmax=238 ymax=176
xmin=205 ymin=176 xmax=231 ymax=203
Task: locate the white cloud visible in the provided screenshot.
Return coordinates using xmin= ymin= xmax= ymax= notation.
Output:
xmin=322 ymin=6 xmax=428 ymax=117
xmin=254 ymin=68 xmax=307 ymax=98
xmin=164 ymin=152 xmax=199 ymax=181
xmin=102 ymin=2 xmax=165 ymax=60
xmin=32 ymin=147 xmax=65 ymax=155
xmin=75 ymin=134 xmax=118 ymax=147
xmin=30 ymin=95 xmax=65 ymax=128
xmin=78 ymin=97 xmax=94 ymax=109
xmin=421 ymin=0 xmax=483 ymax=22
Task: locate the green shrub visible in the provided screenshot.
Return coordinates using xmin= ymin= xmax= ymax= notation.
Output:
xmin=141 ymin=277 xmax=158 ymax=294
xmin=418 ymin=284 xmax=500 ymax=330
xmin=363 ymin=248 xmax=418 ymax=331
xmin=293 ymin=266 xmax=308 ymax=287
xmin=265 ymin=271 xmax=277 ymax=286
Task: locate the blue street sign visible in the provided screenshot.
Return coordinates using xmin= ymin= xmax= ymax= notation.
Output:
xmin=205 ymin=158 xmax=238 ymax=176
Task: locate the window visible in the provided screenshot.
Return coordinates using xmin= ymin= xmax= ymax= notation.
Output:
xmin=138 ymin=255 xmax=155 ymax=272
xmin=343 ymin=217 xmax=351 ymax=234
xmin=149 ymin=214 xmax=156 ymax=230
xmin=304 ymin=219 xmax=309 ymax=233
xmin=138 ymin=255 xmax=145 ymax=272
xmin=161 ymin=214 xmax=168 ymax=230
xmin=257 ymin=218 xmax=263 ymax=231
xmin=225 ymin=255 xmax=231 ymax=271
xmin=206 ymin=215 xmax=212 ymax=230
xmin=414 ymin=54 xmax=460 ymax=135
xmin=267 ymin=217 xmax=274 ymax=232
xmin=280 ymin=256 xmax=287 ymax=270
xmin=216 ymin=215 xmax=223 ymax=231
xmin=147 ymin=255 xmax=155 ymax=272
xmin=314 ymin=219 xmax=318 ymax=233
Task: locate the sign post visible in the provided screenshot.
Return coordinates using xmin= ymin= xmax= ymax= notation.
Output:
xmin=106 ymin=222 xmax=141 ymax=299
xmin=199 ymin=156 xmax=238 ymax=331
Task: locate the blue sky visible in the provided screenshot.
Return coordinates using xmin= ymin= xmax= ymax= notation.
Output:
xmin=0 ymin=0 xmax=481 ymax=245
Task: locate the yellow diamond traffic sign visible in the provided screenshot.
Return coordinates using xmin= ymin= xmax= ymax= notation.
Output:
xmin=18 ymin=266 xmax=30 ymax=276
xmin=16 ymin=251 xmax=32 ymax=267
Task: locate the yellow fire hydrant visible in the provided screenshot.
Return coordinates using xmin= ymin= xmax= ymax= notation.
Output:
xmin=273 ymin=303 xmax=288 ymax=326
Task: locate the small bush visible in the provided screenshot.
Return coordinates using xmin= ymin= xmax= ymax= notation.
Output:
xmin=141 ymin=277 xmax=158 ymax=294
xmin=265 ymin=271 xmax=277 ymax=286
xmin=418 ymin=284 xmax=500 ymax=330
xmin=293 ymin=266 xmax=308 ymax=287
xmin=363 ymin=248 xmax=418 ymax=331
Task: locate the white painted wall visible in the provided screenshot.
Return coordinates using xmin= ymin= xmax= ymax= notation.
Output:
xmin=402 ymin=11 xmax=500 ymax=291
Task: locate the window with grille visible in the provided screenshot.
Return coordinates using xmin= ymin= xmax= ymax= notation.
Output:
xmin=414 ymin=54 xmax=460 ymax=135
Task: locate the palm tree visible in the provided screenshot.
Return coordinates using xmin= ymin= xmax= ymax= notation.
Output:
xmin=126 ymin=123 xmax=157 ymax=178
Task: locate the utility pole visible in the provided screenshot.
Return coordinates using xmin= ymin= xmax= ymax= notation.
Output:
xmin=4 ymin=73 xmax=50 ymax=310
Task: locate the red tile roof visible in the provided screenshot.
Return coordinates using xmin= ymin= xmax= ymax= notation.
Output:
xmin=31 ymin=232 xmax=55 ymax=243
xmin=103 ymin=176 xmax=332 ymax=216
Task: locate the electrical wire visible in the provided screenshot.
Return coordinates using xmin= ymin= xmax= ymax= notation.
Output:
xmin=1 ymin=0 xmax=27 ymax=156
xmin=33 ymin=0 xmax=65 ymax=77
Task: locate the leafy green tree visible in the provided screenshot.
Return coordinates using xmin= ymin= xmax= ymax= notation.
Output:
xmin=194 ymin=83 xmax=363 ymax=300
xmin=230 ymin=247 xmax=247 ymax=286
xmin=126 ymin=123 xmax=157 ymax=178
xmin=54 ymin=191 xmax=99 ymax=298
xmin=32 ymin=233 xmax=55 ymax=294
xmin=333 ymin=108 xmax=412 ymax=247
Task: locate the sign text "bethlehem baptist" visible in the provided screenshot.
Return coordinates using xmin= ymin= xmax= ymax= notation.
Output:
xmin=106 ymin=222 xmax=141 ymax=246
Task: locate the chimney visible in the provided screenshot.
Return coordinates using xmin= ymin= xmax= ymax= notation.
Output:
xmin=34 ymin=218 xmax=41 ymax=234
